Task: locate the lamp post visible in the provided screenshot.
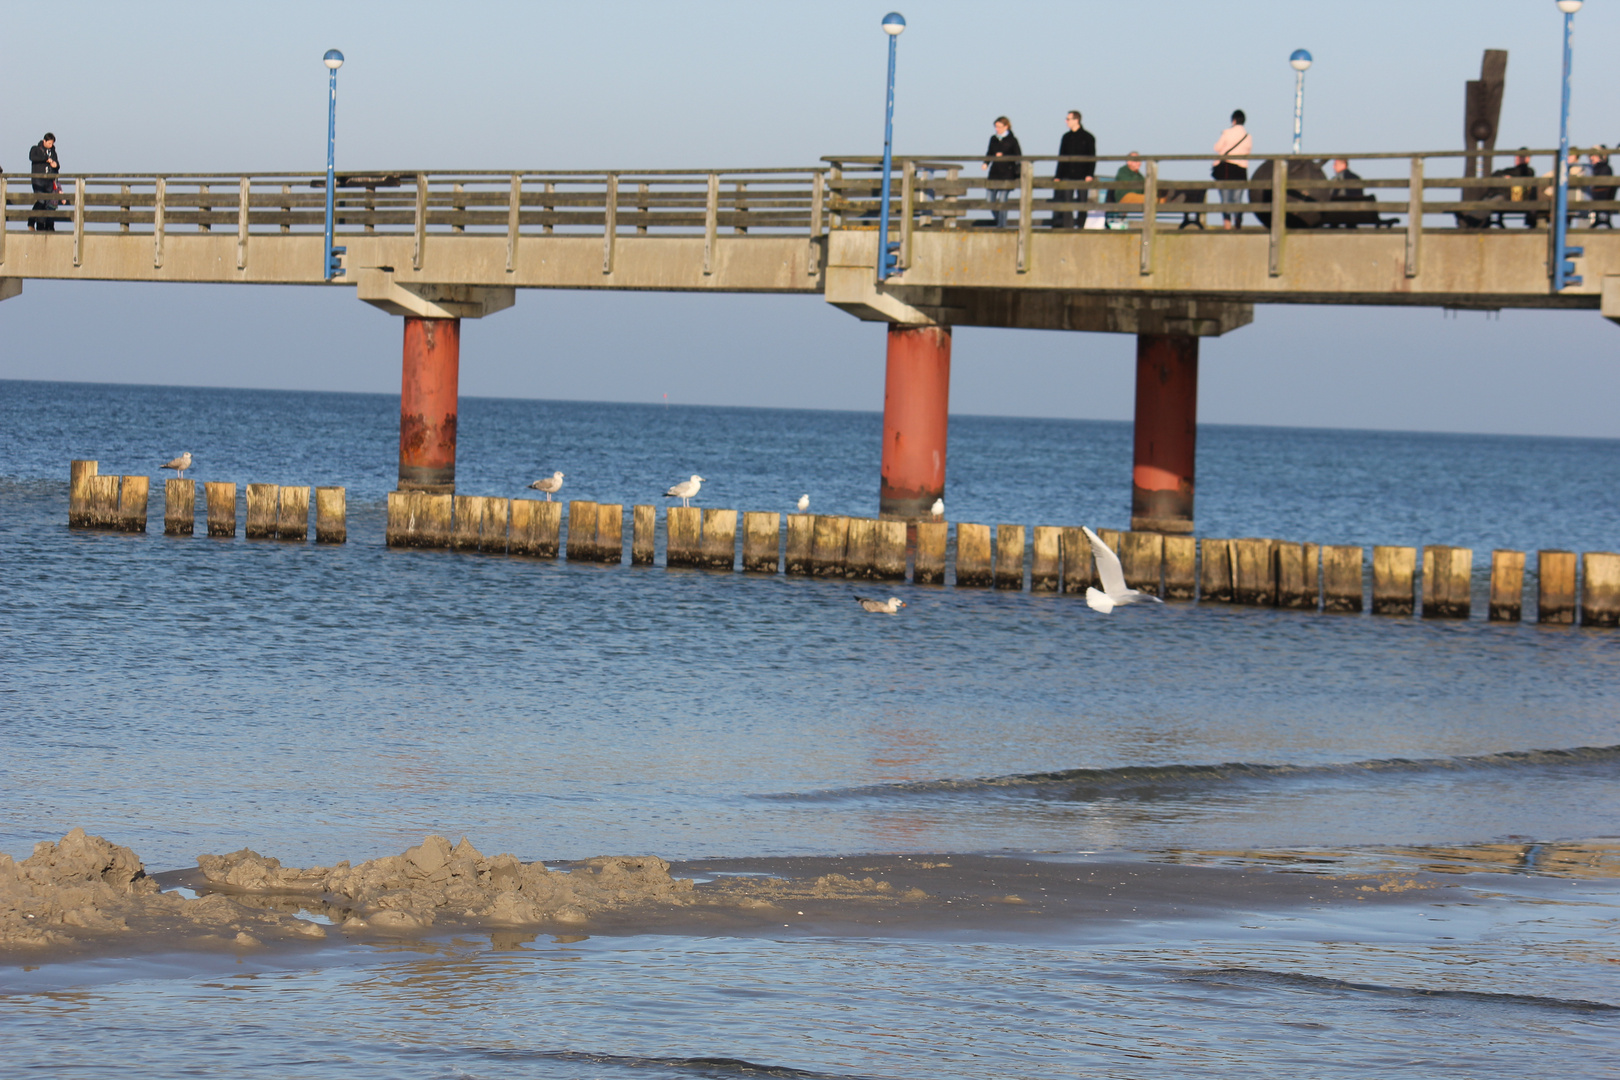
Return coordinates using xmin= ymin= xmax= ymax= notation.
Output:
xmin=323 ymin=48 xmax=345 ymax=281
xmin=876 ymin=12 xmax=905 ymax=282
xmin=1553 ymin=1 xmax=1583 ymax=291
xmin=1289 ymin=49 xmax=1312 ymax=154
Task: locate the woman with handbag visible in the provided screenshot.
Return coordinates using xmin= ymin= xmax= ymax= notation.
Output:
xmin=1211 ymin=111 xmax=1250 ymax=230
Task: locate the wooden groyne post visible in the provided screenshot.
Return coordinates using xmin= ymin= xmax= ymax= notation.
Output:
xmin=510 ymin=498 xmax=561 ymax=557
xmin=632 ymin=504 xmax=656 ymax=564
xmin=69 ymin=460 xmax=98 ymax=527
xmin=1060 ymin=527 xmax=1093 ymax=595
xmin=315 ymin=487 xmax=346 ymax=543
xmin=666 ymin=506 xmax=701 ymax=567
xmin=954 ymin=523 xmax=992 ymax=586
xmin=784 ymin=513 xmax=814 ymax=575
xmin=246 ymin=484 xmax=278 ymax=539
xmin=1421 ymin=545 xmax=1472 ymax=619
xmin=1199 ymin=538 xmax=1232 ymax=602
xmin=1322 ymin=545 xmax=1364 ymax=612
xmin=742 ymin=511 xmax=780 ymax=572
xmin=278 ymin=486 xmax=310 ymax=541
xmin=702 ymin=508 xmax=737 ymax=570
xmin=482 ymin=496 xmax=510 ymax=553
xmin=914 ymin=521 xmax=947 ymax=584
xmin=386 ymin=491 xmax=453 ymax=548
xmin=205 ymin=481 xmax=237 ymax=537
xmin=873 ymin=519 xmax=906 ymax=580
xmin=1581 ymin=552 xmax=1620 ymax=627
xmin=1119 ymin=532 xmax=1164 ymax=597
xmin=1163 ymin=535 xmax=1196 ymax=600
xmin=164 ymin=478 xmax=195 ymax=536
xmin=1371 ymin=545 xmax=1416 ymax=615
xmin=1537 ymin=549 xmax=1577 ymax=625
xmin=1488 ymin=549 xmax=1524 ymax=621
xmin=1231 ymin=538 xmax=1276 ymax=606
xmin=1031 ymin=526 xmax=1060 ymax=591
xmin=812 ymin=515 xmax=849 ymax=577
xmin=597 ymin=503 xmax=624 ymax=563
xmin=117 ymin=475 xmax=149 ymax=532
xmin=845 ymin=517 xmax=876 ymax=578
xmin=993 ymin=524 xmax=1025 ymax=589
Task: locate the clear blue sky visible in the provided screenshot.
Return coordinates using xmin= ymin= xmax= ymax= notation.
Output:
xmin=1 ymin=0 xmax=1616 ymax=437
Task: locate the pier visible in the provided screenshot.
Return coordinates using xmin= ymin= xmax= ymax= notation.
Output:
xmin=9 ymin=148 xmax=1620 ymax=537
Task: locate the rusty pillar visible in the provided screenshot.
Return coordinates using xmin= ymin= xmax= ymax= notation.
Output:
xmin=398 ymin=316 xmax=461 ymax=493
xmin=879 ymin=324 xmax=952 ymax=520
xmin=1131 ymin=333 xmax=1198 ymax=534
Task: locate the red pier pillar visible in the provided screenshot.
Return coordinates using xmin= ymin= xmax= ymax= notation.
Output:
xmin=879 ymin=324 xmax=952 ymax=519
xmin=398 ymin=316 xmax=461 ymax=493
xmin=1131 ymin=333 xmax=1198 ymax=534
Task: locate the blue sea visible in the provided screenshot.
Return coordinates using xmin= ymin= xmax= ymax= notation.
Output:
xmin=1 ymin=378 xmax=1617 ymax=1078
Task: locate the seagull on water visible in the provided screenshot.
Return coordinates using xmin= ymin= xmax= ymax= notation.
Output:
xmin=796 ymin=494 xmax=810 ymax=513
xmin=855 ymin=596 xmax=906 ymax=614
xmin=1082 ymin=526 xmax=1164 ymax=614
xmin=664 ymin=474 xmax=705 ymax=507
xmin=528 ymin=471 xmax=565 ymax=501
xmin=160 ymin=452 xmax=193 ymax=479
xmin=929 ymin=497 xmax=944 ymax=518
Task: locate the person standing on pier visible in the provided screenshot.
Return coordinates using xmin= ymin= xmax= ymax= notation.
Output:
xmin=982 ymin=117 xmax=1021 ymax=228
xmin=1588 ymin=147 xmax=1613 ymax=228
xmin=1211 ymin=111 xmax=1250 ymax=230
xmin=1052 ymin=111 xmax=1096 ymax=228
xmin=29 ymin=133 xmax=61 ymax=232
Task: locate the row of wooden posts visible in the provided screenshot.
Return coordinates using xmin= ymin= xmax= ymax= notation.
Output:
xmin=382 ymin=491 xmax=1620 ymax=628
xmin=67 ymin=461 xmax=346 ymax=542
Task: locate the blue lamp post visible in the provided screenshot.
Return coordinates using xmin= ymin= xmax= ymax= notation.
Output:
xmin=876 ymin=12 xmax=906 ymax=282
xmin=1553 ymin=1 xmax=1583 ymax=291
xmin=1289 ymin=49 xmax=1313 ymax=154
xmin=323 ymin=48 xmax=346 ymax=281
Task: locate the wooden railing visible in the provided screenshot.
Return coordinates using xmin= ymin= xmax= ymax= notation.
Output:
xmin=821 ymin=149 xmax=1619 ymax=279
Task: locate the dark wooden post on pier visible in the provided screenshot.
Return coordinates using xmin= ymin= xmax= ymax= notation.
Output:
xmin=398 ymin=317 xmax=460 ymax=493
xmin=1371 ymin=545 xmax=1417 ymax=615
xmin=1488 ymin=549 xmax=1524 ymax=621
xmin=205 ymin=481 xmax=237 ymax=537
xmin=1131 ymin=334 xmax=1198 ymax=534
xmin=1422 ymin=545 xmax=1473 ymax=618
xmin=315 ymin=487 xmax=346 ymax=544
xmin=914 ymin=521 xmax=947 ymax=584
xmin=1537 ymin=550 xmax=1577 ymax=624
xmin=1581 ymin=552 xmax=1620 ymax=627
xmin=879 ymin=325 xmax=952 ymax=520
xmin=164 ymin=479 xmax=195 ymax=535
xmin=632 ymin=505 xmax=656 ymax=564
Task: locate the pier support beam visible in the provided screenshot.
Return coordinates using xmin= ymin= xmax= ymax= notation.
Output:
xmin=1131 ymin=333 xmax=1198 ymax=534
xmin=398 ymin=317 xmax=461 ymax=493
xmin=879 ymin=324 xmax=952 ymax=520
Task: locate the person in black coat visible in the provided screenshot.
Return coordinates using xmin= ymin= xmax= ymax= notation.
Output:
xmin=29 ymin=133 xmax=60 ymax=232
xmin=1588 ymin=147 xmax=1614 ymax=228
xmin=981 ymin=116 xmax=1021 ymax=227
xmin=1491 ymin=152 xmax=1539 ymax=228
xmin=1052 ymin=110 xmax=1096 ymax=228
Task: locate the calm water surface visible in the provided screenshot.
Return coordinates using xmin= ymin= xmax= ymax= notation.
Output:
xmin=2 ymin=379 xmax=1616 ymax=1077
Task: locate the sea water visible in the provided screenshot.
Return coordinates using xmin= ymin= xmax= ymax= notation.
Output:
xmin=1 ymin=379 xmax=1616 ymax=1077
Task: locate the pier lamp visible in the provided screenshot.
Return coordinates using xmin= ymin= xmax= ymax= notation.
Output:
xmin=323 ymin=49 xmax=346 ymax=281
xmin=1289 ymin=49 xmax=1312 ymax=154
xmin=1553 ymin=0 xmax=1583 ymax=291
xmin=877 ymin=12 xmax=906 ymax=281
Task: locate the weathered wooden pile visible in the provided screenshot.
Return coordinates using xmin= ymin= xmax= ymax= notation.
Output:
xmin=68 ymin=460 xmax=345 ymax=543
xmin=380 ymin=493 xmax=1620 ymax=629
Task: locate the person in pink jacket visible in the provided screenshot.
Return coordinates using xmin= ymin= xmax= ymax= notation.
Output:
xmin=1212 ymin=110 xmax=1251 ymax=229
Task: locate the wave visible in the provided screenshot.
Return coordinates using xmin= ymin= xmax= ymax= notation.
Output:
xmin=470 ymin=1048 xmax=873 ymax=1079
xmin=1180 ymin=967 xmax=1620 ymax=1013
xmin=766 ymin=745 xmax=1620 ymax=803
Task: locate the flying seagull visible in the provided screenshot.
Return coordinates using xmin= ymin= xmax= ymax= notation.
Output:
xmin=929 ymin=497 xmax=944 ymax=518
xmin=664 ymin=474 xmax=705 ymax=507
xmin=160 ymin=452 xmax=193 ymax=479
xmin=797 ymin=494 xmax=810 ymax=512
xmin=855 ymin=596 xmax=906 ymax=614
xmin=1082 ymin=525 xmax=1164 ymax=614
xmin=528 ymin=471 xmax=565 ymax=501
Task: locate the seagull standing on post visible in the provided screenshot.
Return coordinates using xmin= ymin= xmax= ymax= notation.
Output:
xmin=797 ymin=494 xmax=810 ymax=512
xmin=528 ymin=471 xmax=565 ymax=501
xmin=1082 ymin=526 xmax=1164 ymax=614
xmin=663 ymin=474 xmax=705 ymax=507
xmin=160 ymin=452 xmax=193 ymax=479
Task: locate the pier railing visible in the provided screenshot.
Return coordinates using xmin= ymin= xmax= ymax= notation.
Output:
xmin=0 ymin=168 xmax=832 ymax=243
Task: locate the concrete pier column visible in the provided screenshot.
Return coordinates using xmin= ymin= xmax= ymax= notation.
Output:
xmin=879 ymin=324 xmax=952 ymax=520
xmin=398 ymin=316 xmax=461 ymax=493
xmin=1131 ymin=333 xmax=1198 ymax=534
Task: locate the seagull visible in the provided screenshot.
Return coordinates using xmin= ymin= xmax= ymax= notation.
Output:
xmin=796 ymin=494 xmax=810 ymax=513
xmin=929 ymin=497 xmax=944 ymax=518
xmin=160 ymin=452 xmax=193 ymax=479
xmin=528 ymin=471 xmax=565 ymax=501
xmin=855 ymin=596 xmax=906 ymax=614
xmin=663 ymin=474 xmax=705 ymax=507
xmin=1082 ymin=526 xmax=1164 ymax=614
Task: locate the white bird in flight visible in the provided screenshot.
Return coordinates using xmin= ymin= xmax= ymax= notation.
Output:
xmin=664 ymin=474 xmax=705 ymax=507
xmin=160 ymin=452 xmax=193 ymax=479
xmin=796 ymin=494 xmax=810 ymax=512
xmin=855 ymin=596 xmax=906 ymax=614
xmin=929 ymin=497 xmax=944 ymax=518
xmin=528 ymin=471 xmax=565 ymax=501
xmin=1082 ymin=526 xmax=1164 ymax=614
